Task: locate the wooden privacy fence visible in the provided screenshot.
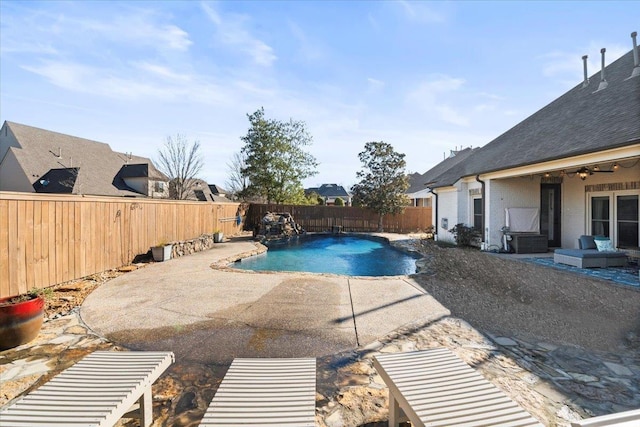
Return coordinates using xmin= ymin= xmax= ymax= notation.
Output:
xmin=0 ymin=192 xmax=240 ymax=298
xmin=246 ymin=204 xmax=432 ymax=234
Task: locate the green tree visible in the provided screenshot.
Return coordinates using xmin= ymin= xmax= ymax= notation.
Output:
xmin=156 ymin=134 xmax=203 ymax=200
xmin=351 ymin=141 xmax=410 ymax=231
xmin=334 ymin=197 xmax=345 ymax=206
xmin=240 ymin=108 xmax=318 ymax=204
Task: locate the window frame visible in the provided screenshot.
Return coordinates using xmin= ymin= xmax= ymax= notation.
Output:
xmin=587 ymin=190 xmax=640 ymax=248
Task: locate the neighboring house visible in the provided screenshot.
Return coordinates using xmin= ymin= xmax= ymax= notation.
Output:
xmin=0 ymin=121 xmax=169 ymax=198
xmin=305 ymin=184 xmax=352 ymax=205
xmin=426 ymin=39 xmax=640 ymax=251
xmin=189 ymin=180 xmax=231 ymax=202
xmin=407 ymin=147 xmax=478 ymax=207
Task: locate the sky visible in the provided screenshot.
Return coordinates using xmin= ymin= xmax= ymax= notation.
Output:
xmin=1 ymin=1 xmax=638 ymax=190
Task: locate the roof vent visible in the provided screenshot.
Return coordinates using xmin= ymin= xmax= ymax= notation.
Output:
xmin=629 ymin=31 xmax=640 ymax=79
xmin=594 ymin=48 xmax=608 ymax=92
xmin=582 ymin=55 xmax=589 ymax=87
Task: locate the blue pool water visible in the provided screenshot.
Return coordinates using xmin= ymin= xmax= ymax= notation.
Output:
xmin=234 ymin=235 xmax=418 ymax=276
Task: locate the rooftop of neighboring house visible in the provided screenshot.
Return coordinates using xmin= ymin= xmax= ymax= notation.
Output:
xmin=427 ymin=45 xmax=640 ymax=188
xmin=0 ymin=121 xmax=168 ymax=197
xmin=189 ymin=180 xmax=231 ymax=202
xmin=305 ymin=183 xmax=351 ymax=198
xmin=208 ymin=184 xmax=228 ymax=196
xmin=406 ymin=147 xmax=479 ymax=194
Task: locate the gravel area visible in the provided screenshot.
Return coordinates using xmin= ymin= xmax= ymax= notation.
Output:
xmin=411 ymin=240 xmax=640 ymax=353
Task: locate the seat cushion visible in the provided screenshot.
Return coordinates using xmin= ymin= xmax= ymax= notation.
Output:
xmin=554 ymin=249 xmax=627 ymax=259
xmin=579 ymin=235 xmax=597 ymax=250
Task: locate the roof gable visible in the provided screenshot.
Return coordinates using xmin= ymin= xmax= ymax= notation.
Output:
xmin=430 ymin=47 xmax=640 ymax=187
xmin=2 ymin=122 xmax=167 ymax=196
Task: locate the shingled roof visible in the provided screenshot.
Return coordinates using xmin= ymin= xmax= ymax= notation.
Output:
xmin=429 ymin=47 xmax=640 ymax=188
xmin=407 ymin=147 xmax=479 ymax=193
xmin=305 ymin=184 xmax=350 ymax=198
xmin=1 ymin=121 xmax=168 ymax=196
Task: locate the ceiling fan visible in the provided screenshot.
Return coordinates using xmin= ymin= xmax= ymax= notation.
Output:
xmin=576 ymin=166 xmax=614 ymax=180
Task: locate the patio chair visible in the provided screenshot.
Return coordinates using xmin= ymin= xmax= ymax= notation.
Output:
xmin=199 ymin=357 xmax=316 ymax=426
xmin=571 ymin=408 xmax=640 ymax=426
xmin=0 ymin=350 xmax=174 ymax=427
xmin=373 ymin=348 xmax=542 ymax=427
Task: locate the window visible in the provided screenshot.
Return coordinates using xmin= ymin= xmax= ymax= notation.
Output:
xmin=154 ymin=181 xmax=165 ymax=192
xmin=617 ymin=195 xmax=639 ymax=248
xmin=591 ymin=196 xmax=610 ymax=237
xmin=473 ymin=198 xmax=482 ymax=231
xmin=589 ymin=192 xmax=640 ymax=248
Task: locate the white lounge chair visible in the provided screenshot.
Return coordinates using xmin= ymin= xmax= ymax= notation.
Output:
xmin=0 ymin=350 xmax=174 ymax=427
xmin=200 ymin=357 xmax=316 ymax=426
xmin=571 ymin=408 xmax=640 ymax=426
xmin=373 ymin=348 xmax=542 ymax=427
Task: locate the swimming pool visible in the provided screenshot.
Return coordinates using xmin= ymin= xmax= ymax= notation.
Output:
xmin=234 ymin=234 xmax=418 ymax=276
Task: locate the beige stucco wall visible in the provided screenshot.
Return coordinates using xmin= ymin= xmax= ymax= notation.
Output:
xmin=0 ymin=149 xmax=34 ymax=192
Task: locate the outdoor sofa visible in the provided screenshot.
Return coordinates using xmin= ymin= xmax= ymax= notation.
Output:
xmin=554 ymin=235 xmax=627 ymax=268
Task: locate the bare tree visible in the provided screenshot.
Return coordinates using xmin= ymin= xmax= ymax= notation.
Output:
xmin=225 ymin=151 xmax=250 ymax=201
xmin=156 ymin=134 xmax=203 ymax=200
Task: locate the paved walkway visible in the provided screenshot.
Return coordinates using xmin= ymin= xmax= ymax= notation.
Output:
xmin=81 ymin=237 xmax=450 ymax=364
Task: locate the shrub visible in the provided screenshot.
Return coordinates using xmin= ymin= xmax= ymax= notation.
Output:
xmin=448 ymin=223 xmax=480 ymax=247
xmin=334 ymin=197 xmax=344 ymax=206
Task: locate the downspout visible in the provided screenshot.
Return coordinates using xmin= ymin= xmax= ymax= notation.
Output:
xmin=475 ymin=175 xmax=486 ymax=249
xmin=426 ymin=187 xmax=438 ymax=241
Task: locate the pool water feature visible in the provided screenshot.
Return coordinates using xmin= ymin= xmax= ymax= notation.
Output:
xmin=234 ymin=235 xmax=418 ymax=276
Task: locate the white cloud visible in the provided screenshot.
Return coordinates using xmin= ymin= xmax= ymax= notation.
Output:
xmin=405 ymin=75 xmax=468 ymax=126
xmin=133 ymin=62 xmax=192 ymax=82
xmin=366 ymin=77 xmax=385 ymax=93
xmin=539 ymin=43 xmax=629 ymax=83
xmin=396 ymin=0 xmax=446 ymax=24
xmin=201 ymin=3 xmax=276 ymax=67
xmin=288 ymin=21 xmax=324 ymax=62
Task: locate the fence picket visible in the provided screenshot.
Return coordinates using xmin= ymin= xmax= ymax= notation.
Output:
xmin=0 ymin=192 xmax=240 ymax=298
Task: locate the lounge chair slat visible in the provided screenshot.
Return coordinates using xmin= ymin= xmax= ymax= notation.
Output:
xmin=570 ymin=408 xmax=640 ymax=426
xmin=0 ymin=351 xmax=174 ymax=427
xmin=200 ymin=357 xmax=316 ymax=427
xmin=374 ymin=348 xmax=542 ymax=427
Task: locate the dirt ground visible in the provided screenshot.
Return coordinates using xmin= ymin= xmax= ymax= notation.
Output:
xmin=410 ymin=240 xmax=640 ymax=353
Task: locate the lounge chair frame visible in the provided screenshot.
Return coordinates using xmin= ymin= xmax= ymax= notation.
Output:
xmin=200 ymin=357 xmax=316 ymax=426
xmin=570 ymin=408 xmax=640 ymax=426
xmin=373 ymin=348 xmax=542 ymax=427
xmin=0 ymin=351 xmax=174 ymax=427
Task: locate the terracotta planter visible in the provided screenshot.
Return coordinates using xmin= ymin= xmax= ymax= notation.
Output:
xmin=0 ymin=295 xmax=45 ymax=350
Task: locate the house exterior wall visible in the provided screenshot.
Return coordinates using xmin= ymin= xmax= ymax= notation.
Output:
xmin=485 ymin=177 xmax=541 ymax=248
xmin=563 ymin=164 xmax=640 ymax=249
xmin=561 ymin=173 xmax=587 ymax=248
xmin=0 ymin=149 xmax=33 ymax=192
xmin=435 ymin=187 xmax=458 ymax=243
